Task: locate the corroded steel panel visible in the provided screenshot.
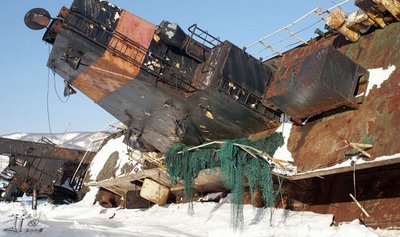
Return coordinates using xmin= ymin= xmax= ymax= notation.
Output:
xmin=284 ymin=164 xmax=400 ymax=228
xmin=44 ymin=0 xmax=278 ymax=152
xmin=281 ymin=22 xmax=400 ymax=172
xmin=0 ymin=138 xmax=96 ymax=202
xmin=266 ymin=46 xmax=367 ymax=123
xmin=0 ymin=138 xmax=94 ymax=162
xmin=221 ymin=43 xmax=273 ymax=98
xmin=117 ymin=11 xmax=156 ymax=49
xmin=58 ymin=7 xmax=156 ymax=102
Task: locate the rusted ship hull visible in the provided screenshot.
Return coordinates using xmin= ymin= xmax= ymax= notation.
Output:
xmin=284 ymin=163 xmax=400 ymax=228
xmin=280 ymin=22 xmax=400 ymax=171
xmin=269 ymin=20 xmax=400 ymax=227
xmin=25 ymin=0 xmax=400 ymax=228
xmin=43 ymin=0 xmax=279 ymax=152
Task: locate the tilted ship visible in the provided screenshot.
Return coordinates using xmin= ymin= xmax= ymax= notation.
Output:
xmin=14 ymin=0 xmax=400 ymax=227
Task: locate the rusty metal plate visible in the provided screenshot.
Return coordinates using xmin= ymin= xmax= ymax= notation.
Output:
xmin=283 ymin=163 xmax=400 ymax=228
xmin=266 ymin=46 xmax=368 ymax=123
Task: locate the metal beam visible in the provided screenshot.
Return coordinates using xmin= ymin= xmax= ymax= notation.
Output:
xmin=0 ymin=138 xmax=95 ymax=163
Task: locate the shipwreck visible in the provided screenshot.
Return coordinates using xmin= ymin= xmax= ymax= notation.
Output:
xmin=7 ymin=0 xmax=399 ymax=228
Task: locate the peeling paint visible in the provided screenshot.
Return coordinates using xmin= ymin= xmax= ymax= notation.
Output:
xmin=114 ymin=12 xmax=120 ymax=21
xmin=204 ymin=47 xmax=221 ymax=86
xmin=205 ymin=111 xmax=214 ymax=120
xmin=167 ymin=23 xmax=177 ymax=30
xmin=165 ymin=30 xmax=174 ymax=39
xmin=366 ymin=65 xmax=396 ymax=96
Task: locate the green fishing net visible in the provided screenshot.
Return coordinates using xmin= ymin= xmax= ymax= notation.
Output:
xmin=164 ymin=132 xmax=284 ymax=229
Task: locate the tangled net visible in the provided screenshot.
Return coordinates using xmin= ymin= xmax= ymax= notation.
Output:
xmin=164 ymin=132 xmax=284 ymax=229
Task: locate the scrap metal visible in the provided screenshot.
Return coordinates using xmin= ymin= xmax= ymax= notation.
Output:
xmin=23 ymin=0 xmax=400 ymax=228
xmin=0 ymin=138 xmax=96 ymax=203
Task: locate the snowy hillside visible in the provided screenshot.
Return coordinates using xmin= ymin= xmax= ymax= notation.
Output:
xmin=1 ymin=132 xmax=112 ymax=152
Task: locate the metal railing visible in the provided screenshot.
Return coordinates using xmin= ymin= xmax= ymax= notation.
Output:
xmin=63 ymin=10 xmax=148 ymax=68
xmin=63 ymin=10 xmax=202 ymax=94
xmin=245 ymin=0 xmax=355 ymax=60
xmin=188 ymin=24 xmax=222 ymax=48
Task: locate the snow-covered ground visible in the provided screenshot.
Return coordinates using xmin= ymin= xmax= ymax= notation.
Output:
xmin=1 ymin=129 xmax=399 ymax=236
xmin=0 ymin=188 xmax=398 ymax=237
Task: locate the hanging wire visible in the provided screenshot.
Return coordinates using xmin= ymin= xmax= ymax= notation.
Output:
xmin=293 ymin=18 xmax=324 ymax=36
xmin=53 ymin=71 xmax=70 ymax=103
xmin=330 ymin=0 xmax=344 ymax=11
xmin=46 ymin=44 xmax=54 ymax=141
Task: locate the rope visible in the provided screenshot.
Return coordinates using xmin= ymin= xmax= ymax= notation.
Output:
xmin=352 ymin=160 xmax=357 ymax=198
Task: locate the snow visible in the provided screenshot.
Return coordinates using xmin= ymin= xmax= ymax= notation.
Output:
xmin=0 ymin=195 xmax=398 ymax=236
xmin=297 ymin=153 xmax=400 ymax=176
xmin=1 ymin=132 xmax=111 ymax=152
xmin=87 ymin=135 xmax=142 ymax=182
xmin=334 ymin=220 xmax=379 ymax=237
xmin=270 ymin=114 xmax=297 ymax=176
xmin=114 ymin=11 xmax=120 ymax=21
xmin=198 ymin=192 xmax=223 ymax=202
xmin=1 ymin=124 xmax=399 ymax=236
xmin=365 ymin=65 xmax=396 ymax=96
xmin=19 ymin=130 xmax=392 ymax=237
xmin=274 ymin=114 xmax=294 ymax=162
xmin=0 ymin=155 xmax=8 ymax=172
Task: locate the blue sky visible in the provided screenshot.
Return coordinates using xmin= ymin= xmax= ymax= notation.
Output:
xmin=0 ymin=0 xmax=355 ymax=135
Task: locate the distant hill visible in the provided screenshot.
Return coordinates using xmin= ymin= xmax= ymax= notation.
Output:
xmin=1 ymin=132 xmax=112 ymax=152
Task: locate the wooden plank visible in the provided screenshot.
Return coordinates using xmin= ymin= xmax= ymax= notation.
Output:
xmin=348 ymin=142 xmax=372 ymax=158
xmin=350 ymin=143 xmax=373 ymax=148
xmin=102 ymin=186 xmax=126 ymax=197
xmin=87 ymin=169 xmax=172 ymax=187
xmin=88 ymin=168 xmax=225 ymax=193
xmin=140 ymin=178 xmax=169 ymax=205
xmin=103 ymin=181 xmax=138 ymax=191
xmin=349 ymin=193 xmax=370 ymax=217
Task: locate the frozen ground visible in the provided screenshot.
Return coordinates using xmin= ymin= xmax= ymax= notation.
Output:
xmin=0 ymin=188 xmax=399 ymax=237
